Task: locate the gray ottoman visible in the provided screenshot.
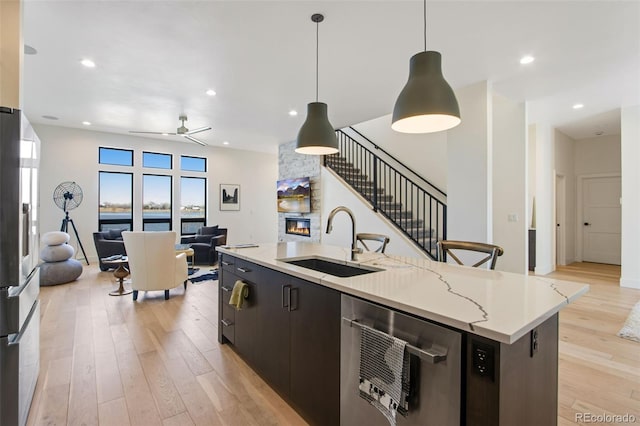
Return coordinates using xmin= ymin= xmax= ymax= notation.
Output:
xmin=39 ymin=231 xmax=83 ymax=286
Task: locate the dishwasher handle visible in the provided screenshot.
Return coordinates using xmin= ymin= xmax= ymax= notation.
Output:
xmin=342 ymin=317 xmax=448 ymax=364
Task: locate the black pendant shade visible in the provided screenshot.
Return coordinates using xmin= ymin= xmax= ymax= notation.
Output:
xmin=392 ymin=51 xmax=461 ymax=134
xmin=295 ymin=13 xmax=339 ymax=155
xmin=295 ymin=102 xmax=338 ymax=155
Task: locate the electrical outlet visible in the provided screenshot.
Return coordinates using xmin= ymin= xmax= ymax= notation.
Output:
xmin=530 ymin=328 xmax=539 ymax=357
xmin=472 ymin=341 xmax=495 ymax=380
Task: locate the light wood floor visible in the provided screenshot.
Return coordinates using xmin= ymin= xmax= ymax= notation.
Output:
xmin=546 ymin=263 xmax=640 ymax=425
xmin=27 ymin=262 xmax=639 ymax=425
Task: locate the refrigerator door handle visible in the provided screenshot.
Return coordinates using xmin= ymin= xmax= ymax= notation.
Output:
xmin=8 ymin=300 xmax=38 ymax=346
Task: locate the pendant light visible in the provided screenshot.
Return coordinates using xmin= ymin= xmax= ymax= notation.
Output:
xmin=295 ymin=13 xmax=339 ymax=155
xmin=391 ymin=0 xmax=461 ymax=134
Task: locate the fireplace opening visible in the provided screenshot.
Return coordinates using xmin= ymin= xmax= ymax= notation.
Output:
xmin=286 ymin=218 xmax=311 ymax=237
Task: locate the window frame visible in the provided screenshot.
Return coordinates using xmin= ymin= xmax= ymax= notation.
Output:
xmin=99 ymin=147 xmax=134 ymax=167
xmin=142 ymin=173 xmax=173 ymax=231
xmin=98 ymin=171 xmax=134 ymax=231
xmin=142 ymin=151 xmax=173 ymax=170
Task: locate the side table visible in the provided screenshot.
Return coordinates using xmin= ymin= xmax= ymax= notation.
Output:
xmin=101 ymin=256 xmax=132 ymax=296
xmin=175 ymin=244 xmax=196 ymax=274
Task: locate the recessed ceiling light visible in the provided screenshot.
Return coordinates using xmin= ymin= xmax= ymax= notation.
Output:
xmin=80 ymin=59 xmax=96 ymax=68
xmin=289 ymin=110 xmax=298 ymax=117
xmin=42 ymin=115 xmax=58 ymax=120
xmin=82 ymin=121 xmax=91 ymax=126
xmin=24 ymin=44 xmax=37 ymax=55
xmin=161 ymin=133 xmax=169 ymax=136
xmin=519 ymin=55 xmax=535 ymax=65
xmin=206 ymin=89 xmax=216 ymax=96
xmin=573 ymin=103 xmax=584 ymax=109
xmin=223 ymin=141 xmax=229 ymax=145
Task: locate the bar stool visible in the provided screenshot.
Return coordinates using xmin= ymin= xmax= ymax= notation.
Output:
xmin=356 ymin=233 xmax=390 ymax=254
xmin=437 ymin=240 xmax=504 ymax=270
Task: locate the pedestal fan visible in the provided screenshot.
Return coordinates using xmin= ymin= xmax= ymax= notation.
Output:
xmin=53 ymin=181 xmax=89 ymax=265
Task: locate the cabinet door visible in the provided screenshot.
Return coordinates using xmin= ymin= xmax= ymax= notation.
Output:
xmin=225 ymin=270 xmax=257 ymax=364
xmin=219 ymin=272 xmax=236 ymax=344
xmin=254 ymin=268 xmax=291 ymax=397
xmin=289 ymin=277 xmax=341 ymax=426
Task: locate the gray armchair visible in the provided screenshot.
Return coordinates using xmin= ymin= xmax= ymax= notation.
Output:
xmin=180 ymin=226 xmax=227 ymax=265
xmin=93 ymin=229 xmax=127 ymax=271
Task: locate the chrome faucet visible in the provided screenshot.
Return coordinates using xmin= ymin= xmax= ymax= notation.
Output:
xmin=326 ymin=206 xmax=362 ymax=261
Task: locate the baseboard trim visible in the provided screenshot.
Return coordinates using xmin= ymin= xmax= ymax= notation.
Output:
xmin=620 ymin=278 xmax=640 ymax=289
xmin=535 ymin=263 xmax=554 ymax=275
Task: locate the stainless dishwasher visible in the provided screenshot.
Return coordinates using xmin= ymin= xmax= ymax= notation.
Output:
xmin=341 ymin=295 xmax=462 ymax=426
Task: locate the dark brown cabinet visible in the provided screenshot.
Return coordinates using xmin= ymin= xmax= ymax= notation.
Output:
xmin=218 ymin=254 xmax=340 ymax=426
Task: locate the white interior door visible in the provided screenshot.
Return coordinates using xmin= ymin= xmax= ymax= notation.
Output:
xmin=582 ymin=176 xmax=621 ymax=264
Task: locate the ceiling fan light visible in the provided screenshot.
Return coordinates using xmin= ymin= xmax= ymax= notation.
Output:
xmin=295 ymin=102 xmax=338 ymax=155
xmin=392 ymin=51 xmax=461 ymax=133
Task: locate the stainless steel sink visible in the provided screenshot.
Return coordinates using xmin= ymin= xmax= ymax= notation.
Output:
xmin=279 ymin=256 xmax=384 ymax=277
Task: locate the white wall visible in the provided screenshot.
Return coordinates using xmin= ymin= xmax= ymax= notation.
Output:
xmin=574 ymin=134 xmax=621 ymax=176
xmin=554 ymin=130 xmax=576 ymax=264
xmin=620 ymin=105 xmax=640 ymax=289
xmin=320 ymin=169 xmax=427 ymax=258
xmin=528 ymin=125 xmax=537 ymax=229
xmin=351 ymin=114 xmax=447 ymax=192
xmin=447 ymin=81 xmax=492 ymax=244
xmin=534 ymin=123 xmax=555 ymax=275
xmin=492 ymin=94 xmax=527 ymax=273
xmin=34 ymin=124 xmax=278 ymax=263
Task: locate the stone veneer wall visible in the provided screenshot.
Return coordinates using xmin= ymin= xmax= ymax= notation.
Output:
xmin=278 ymin=141 xmax=322 ymax=242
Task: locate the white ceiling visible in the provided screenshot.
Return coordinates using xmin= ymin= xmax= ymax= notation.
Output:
xmin=22 ymin=1 xmax=640 ymax=153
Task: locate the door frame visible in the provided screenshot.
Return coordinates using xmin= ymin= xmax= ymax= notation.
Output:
xmin=576 ymin=173 xmax=621 ymax=263
xmin=555 ymin=174 xmax=566 ymax=267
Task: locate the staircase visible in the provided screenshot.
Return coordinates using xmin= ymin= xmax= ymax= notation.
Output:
xmin=324 ymin=128 xmax=446 ymax=259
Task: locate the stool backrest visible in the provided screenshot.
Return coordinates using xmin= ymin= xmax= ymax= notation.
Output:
xmin=437 ymin=240 xmax=504 ymax=270
xmin=356 ymin=233 xmax=390 ymax=253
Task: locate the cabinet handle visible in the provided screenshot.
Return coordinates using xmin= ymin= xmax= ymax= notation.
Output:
xmin=221 ymin=319 xmax=233 ymax=327
xmin=289 ymin=287 xmax=298 ymax=312
xmin=221 ymin=260 xmax=232 ymax=266
xmin=282 ymin=285 xmax=291 ymax=309
xmin=237 ymin=267 xmax=250 ymax=273
xmin=220 ymin=286 xmax=232 ymax=292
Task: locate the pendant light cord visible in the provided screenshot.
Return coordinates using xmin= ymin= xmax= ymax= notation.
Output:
xmin=423 ymin=0 xmax=427 ymax=51
xmin=316 ymin=20 xmax=319 ymax=102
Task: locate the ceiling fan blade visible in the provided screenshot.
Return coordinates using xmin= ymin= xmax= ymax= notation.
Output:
xmin=129 ymin=131 xmax=177 ymax=135
xmin=186 ymin=126 xmax=212 ymax=135
xmin=184 ymin=134 xmax=207 ymax=146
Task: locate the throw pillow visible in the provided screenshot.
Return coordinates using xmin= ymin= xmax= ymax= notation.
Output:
xmin=108 ymin=229 xmax=124 ymax=240
xmin=199 ymin=226 xmax=218 ymax=235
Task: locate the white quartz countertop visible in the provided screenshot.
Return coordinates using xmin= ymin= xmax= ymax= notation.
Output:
xmin=217 ymin=242 xmax=589 ymax=344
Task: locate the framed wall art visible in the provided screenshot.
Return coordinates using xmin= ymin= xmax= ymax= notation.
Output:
xmin=220 ymin=184 xmax=240 ymax=211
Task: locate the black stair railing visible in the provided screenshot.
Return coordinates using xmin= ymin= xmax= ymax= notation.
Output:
xmin=324 ymin=129 xmax=447 ymax=259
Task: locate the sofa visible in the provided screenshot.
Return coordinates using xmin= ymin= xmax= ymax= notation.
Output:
xmin=93 ymin=229 xmax=127 ymax=271
xmin=180 ymin=225 xmax=227 ymax=265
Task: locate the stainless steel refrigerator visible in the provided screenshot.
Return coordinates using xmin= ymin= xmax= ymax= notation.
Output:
xmin=0 ymin=107 xmax=40 ymax=426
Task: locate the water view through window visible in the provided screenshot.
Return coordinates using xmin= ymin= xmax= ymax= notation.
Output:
xmin=99 ymin=171 xmax=133 ymax=230
xmin=143 ymin=174 xmax=172 ymax=231
xmin=181 ymin=176 xmax=206 ymax=234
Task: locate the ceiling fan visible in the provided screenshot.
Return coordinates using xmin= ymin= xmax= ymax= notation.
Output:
xmin=129 ymin=114 xmax=211 ymax=146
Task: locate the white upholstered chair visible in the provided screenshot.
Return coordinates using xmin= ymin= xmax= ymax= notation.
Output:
xmin=122 ymin=231 xmax=188 ymax=301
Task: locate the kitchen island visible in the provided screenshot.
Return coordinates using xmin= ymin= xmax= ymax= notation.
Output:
xmin=217 ymin=242 xmax=588 ymax=426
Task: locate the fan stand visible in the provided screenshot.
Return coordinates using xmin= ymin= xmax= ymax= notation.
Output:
xmin=60 ymin=210 xmax=89 ymax=265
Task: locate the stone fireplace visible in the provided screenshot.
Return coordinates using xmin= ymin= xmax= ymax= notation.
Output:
xmin=286 ymin=218 xmax=311 ymax=237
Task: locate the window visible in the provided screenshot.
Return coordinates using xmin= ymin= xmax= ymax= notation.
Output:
xmin=180 ymin=177 xmax=206 ymax=234
xmin=143 ymin=151 xmax=172 ymax=169
xmin=143 ymin=174 xmax=172 ymax=231
xmin=181 ymin=155 xmax=206 ymax=172
xmin=99 ymin=147 xmax=133 ymax=166
xmin=99 ymin=172 xmax=133 ymax=231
